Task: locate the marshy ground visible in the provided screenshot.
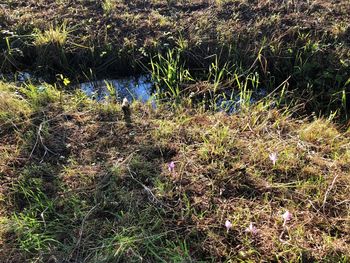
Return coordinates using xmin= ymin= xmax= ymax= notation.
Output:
xmin=1 ymin=0 xmax=350 ymax=262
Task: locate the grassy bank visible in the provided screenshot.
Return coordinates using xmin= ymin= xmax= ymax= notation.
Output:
xmin=1 ymin=0 xmax=350 ymax=118
xmin=0 ymin=80 xmax=349 ymax=262
xmin=1 ymin=1 xmax=350 ymax=261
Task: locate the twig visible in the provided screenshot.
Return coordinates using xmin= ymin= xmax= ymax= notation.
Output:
xmin=322 ymin=173 xmax=340 ymax=212
xmin=29 ymin=120 xmax=57 ymax=161
xmin=69 ymin=204 xmax=99 ymax=261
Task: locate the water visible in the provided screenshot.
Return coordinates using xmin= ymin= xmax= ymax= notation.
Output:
xmin=80 ymin=75 xmax=154 ymax=102
xmin=209 ymin=88 xmax=268 ymax=114
xmin=79 ymin=75 xmax=268 ymax=113
xmin=3 ymin=72 xmax=268 ymax=113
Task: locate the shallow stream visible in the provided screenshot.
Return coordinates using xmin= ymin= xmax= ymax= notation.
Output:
xmin=7 ymin=71 xmax=268 ymax=113
xmin=79 ymin=75 xmax=153 ymax=102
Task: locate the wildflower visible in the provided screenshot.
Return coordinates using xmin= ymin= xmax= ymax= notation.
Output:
xmin=225 ymin=220 xmax=232 ymax=233
xmin=282 ymin=210 xmax=292 ymax=227
xmin=269 ymin=152 xmax=278 ymax=166
xmin=245 ymin=222 xmax=258 ymax=235
xmin=168 ymin=161 xmax=175 ymax=172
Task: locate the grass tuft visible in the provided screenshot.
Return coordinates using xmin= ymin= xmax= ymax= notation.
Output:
xmin=33 ymin=23 xmax=68 ymax=47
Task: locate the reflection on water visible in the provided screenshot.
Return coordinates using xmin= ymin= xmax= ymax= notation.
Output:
xmin=80 ymin=75 xmax=154 ymax=102
xmin=214 ymin=88 xmax=268 ymax=114
xmin=79 ymin=74 xmax=268 ymax=114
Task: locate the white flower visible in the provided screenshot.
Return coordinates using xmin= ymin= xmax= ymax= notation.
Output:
xmin=225 ymin=220 xmax=232 ymax=233
xmin=282 ymin=210 xmax=292 ymax=226
xmin=269 ymin=152 xmax=278 ymax=166
xmin=245 ymin=222 xmax=258 ymax=235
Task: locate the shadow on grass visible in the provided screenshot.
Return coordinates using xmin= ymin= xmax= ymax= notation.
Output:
xmin=1 ymin=106 xmax=208 ymax=263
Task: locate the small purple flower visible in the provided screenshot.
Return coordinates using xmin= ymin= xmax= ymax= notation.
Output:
xmin=225 ymin=220 xmax=232 ymax=233
xmin=168 ymin=161 xmax=175 ymax=172
xmin=245 ymin=222 xmax=258 ymax=235
xmin=282 ymin=210 xmax=292 ymax=226
xmin=269 ymin=152 xmax=278 ymax=166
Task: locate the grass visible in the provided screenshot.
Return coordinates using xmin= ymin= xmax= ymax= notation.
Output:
xmin=33 ymin=23 xmax=68 ymax=47
xmin=0 ymin=79 xmax=349 ymax=262
xmin=151 ymin=48 xmax=193 ymax=99
xmin=0 ymin=82 xmax=32 ymax=125
xmin=101 ymin=0 xmax=117 ymax=15
xmin=1 ymin=0 xmax=349 ymax=117
xmin=0 ymin=0 xmax=350 ymax=261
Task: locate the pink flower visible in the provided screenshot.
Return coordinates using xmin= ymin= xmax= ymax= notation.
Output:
xmin=225 ymin=220 xmax=232 ymax=233
xmin=282 ymin=210 xmax=292 ymax=226
xmin=269 ymin=152 xmax=278 ymax=166
xmin=245 ymin=222 xmax=258 ymax=235
xmin=168 ymin=161 xmax=175 ymax=172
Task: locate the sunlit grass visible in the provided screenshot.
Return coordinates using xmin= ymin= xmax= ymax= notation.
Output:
xmin=33 ymin=23 xmax=68 ymax=46
xmin=0 ymin=81 xmax=32 ymax=124
xmin=102 ymin=0 xmax=116 ymax=15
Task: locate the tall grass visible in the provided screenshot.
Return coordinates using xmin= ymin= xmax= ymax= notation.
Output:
xmin=151 ymin=48 xmax=193 ymax=100
xmin=150 ymin=48 xmax=265 ymax=114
